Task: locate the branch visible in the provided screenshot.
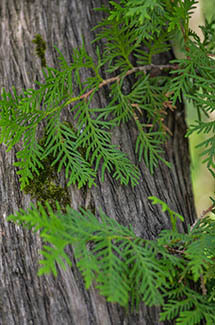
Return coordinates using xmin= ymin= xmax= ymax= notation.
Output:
xmin=65 ymin=64 xmax=178 ymax=106
xmin=190 ymin=203 xmax=215 ymax=231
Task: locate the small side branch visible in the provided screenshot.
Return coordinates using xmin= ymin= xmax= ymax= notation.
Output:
xmin=191 ymin=204 xmax=215 ymax=231
xmin=65 ymin=64 xmax=178 ymax=105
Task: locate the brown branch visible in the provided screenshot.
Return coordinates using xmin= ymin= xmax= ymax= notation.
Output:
xmin=200 ymin=274 xmax=207 ymax=296
xmin=191 ymin=203 xmax=214 ymax=231
xmin=68 ymin=64 xmax=178 ymax=104
xmin=164 ymin=245 xmax=186 ymax=256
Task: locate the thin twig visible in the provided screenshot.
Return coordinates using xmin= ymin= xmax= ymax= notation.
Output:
xmin=65 ymin=64 xmax=178 ymax=105
xmin=200 ymin=274 xmax=207 ymax=296
xmin=191 ymin=204 xmax=214 ymax=231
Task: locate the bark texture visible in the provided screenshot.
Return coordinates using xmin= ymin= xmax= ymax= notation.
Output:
xmin=0 ymin=1 xmax=196 ymax=324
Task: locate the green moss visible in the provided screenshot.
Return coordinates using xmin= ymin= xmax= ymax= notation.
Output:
xmin=23 ymin=137 xmax=70 ymax=210
xmin=22 ymin=121 xmax=91 ymax=211
xmin=32 ymin=34 xmax=47 ymax=67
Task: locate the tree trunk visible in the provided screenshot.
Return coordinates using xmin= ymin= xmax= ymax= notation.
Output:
xmin=0 ymin=1 xmax=196 ymax=324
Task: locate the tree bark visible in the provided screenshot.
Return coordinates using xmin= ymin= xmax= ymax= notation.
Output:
xmin=0 ymin=1 xmax=196 ymax=324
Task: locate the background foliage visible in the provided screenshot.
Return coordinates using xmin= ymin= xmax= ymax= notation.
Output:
xmin=183 ymin=0 xmax=215 ymax=216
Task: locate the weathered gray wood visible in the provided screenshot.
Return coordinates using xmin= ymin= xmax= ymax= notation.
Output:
xmin=0 ymin=1 xmax=196 ymax=324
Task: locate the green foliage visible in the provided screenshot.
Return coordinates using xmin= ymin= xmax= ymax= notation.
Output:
xmin=0 ymin=42 xmax=143 ymax=188
xmin=7 ymin=199 xmax=215 ymax=323
xmin=165 ymin=22 xmax=215 ymax=176
xmin=149 ymin=196 xmax=184 ymax=231
xmin=3 ymin=0 xmax=215 ymax=324
xmin=22 ymin=143 xmax=71 ymax=209
xmin=201 ymin=19 xmax=215 ymax=55
xmin=2 ymin=2 xmax=202 ymax=188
